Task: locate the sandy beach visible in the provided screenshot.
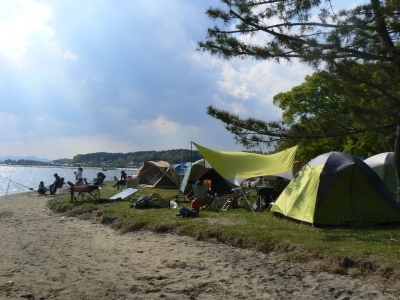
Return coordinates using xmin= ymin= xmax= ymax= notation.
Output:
xmin=0 ymin=192 xmax=398 ymax=300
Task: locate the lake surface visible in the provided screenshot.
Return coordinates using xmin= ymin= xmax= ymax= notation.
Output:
xmin=0 ymin=166 xmax=138 ymax=196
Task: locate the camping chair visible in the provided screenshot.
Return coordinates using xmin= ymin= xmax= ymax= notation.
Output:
xmin=256 ymin=187 xmax=274 ymax=210
xmin=91 ymin=173 xmax=106 ymax=186
xmin=221 ymin=193 xmax=239 ymax=211
xmin=82 ymin=185 xmax=101 ymax=201
xmin=49 ymin=177 xmax=66 ymax=195
xmin=192 ymin=183 xmax=213 ymax=208
xmin=70 ymin=185 xmax=101 ymax=202
xmin=230 ymin=187 xmax=253 ymax=207
xmin=192 ymin=183 xmax=209 ymax=201
xmin=125 ymin=177 xmax=139 ymax=189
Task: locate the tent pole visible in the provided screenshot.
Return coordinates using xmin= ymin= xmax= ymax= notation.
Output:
xmin=240 ymin=187 xmax=256 ymax=216
xmin=190 ymin=142 xmax=193 ymax=165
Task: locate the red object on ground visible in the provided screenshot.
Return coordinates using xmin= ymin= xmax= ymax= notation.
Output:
xmin=191 ymin=198 xmax=201 ymax=215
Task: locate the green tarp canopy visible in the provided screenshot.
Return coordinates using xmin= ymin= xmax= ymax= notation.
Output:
xmin=193 ymin=143 xmax=298 ymax=186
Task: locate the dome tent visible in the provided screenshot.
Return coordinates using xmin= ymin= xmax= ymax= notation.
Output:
xmin=137 ymin=160 xmax=180 ymax=189
xmin=364 ymin=152 xmax=397 ymax=198
xmin=271 ymin=152 xmax=400 ymax=226
xmin=179 ymin=159 xmax=235 ymax=196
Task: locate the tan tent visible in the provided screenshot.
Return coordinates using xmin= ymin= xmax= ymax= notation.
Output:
xmin=137 ymin=160 xmax=180 ymax=189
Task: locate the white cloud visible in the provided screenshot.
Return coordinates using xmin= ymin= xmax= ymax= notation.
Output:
xmin=0 ymin=0 xmax=315 ymax=159
xmin=214 ymin=58 xmax=312 ymax=121
xmin=212 ymin=94 xmax=248 ymax=115
xmin=138 ymin=117 xmax=180 ymax=133
xmin=0 ymin=0 xmax=53 ymax=63
xmin=62 ymin=50 xmax=77 ymax=61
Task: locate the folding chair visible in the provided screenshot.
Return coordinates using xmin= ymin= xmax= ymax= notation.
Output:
xmin=82 ymin=185 xmax=101 ymax=201
xmin=221 ymin=193 xmax=239 ymax=211
xmin=125 ymin=177 xmax=139 ymax=189
xmin=256 ymin=187 xmax=274 ymax=210
xmin=192 ymin=184 xmax=212 ymax=207
xmin=47 ymin=177 xmax=66 ymax=195
xmin=70 ymin=185 xmax=101 ymax=202
xmin=55 ymin=178 xmax=68 ymax=195
xmin=192 ymin=183 xmax=209 ymax=201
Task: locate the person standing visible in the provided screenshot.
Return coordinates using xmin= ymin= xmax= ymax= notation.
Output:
xmin=75 ymin=167 xmax=83 ymax=182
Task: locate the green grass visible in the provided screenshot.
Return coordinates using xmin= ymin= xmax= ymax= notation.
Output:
xmin=49 ymin=182 xmax=400 ymax=284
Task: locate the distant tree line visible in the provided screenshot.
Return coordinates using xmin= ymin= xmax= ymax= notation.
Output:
xmin=65 ymin=149 xmax=204 ymax=168
xmin=1 ymin=149 xmax=270 ymax=168
xmin=1 ymin=159 xmax=49 ymax=166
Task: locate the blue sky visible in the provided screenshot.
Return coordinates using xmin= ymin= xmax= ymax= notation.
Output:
xmin=0 ymin=0 xmax=357 ymax=160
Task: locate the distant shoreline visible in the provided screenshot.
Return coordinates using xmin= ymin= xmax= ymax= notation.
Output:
xmin=0 ymin=165 xmax=138 ymax=171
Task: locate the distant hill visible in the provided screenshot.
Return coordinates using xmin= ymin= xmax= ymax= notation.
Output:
xmin=0 ymin=156 xmax=52 ymax=162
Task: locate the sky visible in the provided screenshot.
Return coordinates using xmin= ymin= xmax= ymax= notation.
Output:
xmin=0 ymin=0 xmax=357 ymax=160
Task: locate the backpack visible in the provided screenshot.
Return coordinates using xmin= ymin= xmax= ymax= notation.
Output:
xmin=176 ymin=208 xmax=198 ymax=218
xmin=134 ymin=196 xmax=150 ymax=209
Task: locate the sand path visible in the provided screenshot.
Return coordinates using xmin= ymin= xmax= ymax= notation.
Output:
xmin=0 ymin=192 xmax=397 ymax=300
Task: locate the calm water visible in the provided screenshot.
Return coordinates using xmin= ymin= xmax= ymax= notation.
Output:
xmin=0 ymin=166 xmax=138 ymax=196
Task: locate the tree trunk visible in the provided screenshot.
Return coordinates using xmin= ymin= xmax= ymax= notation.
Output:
xmin=394 ymin=125 xmax=400 ymax=202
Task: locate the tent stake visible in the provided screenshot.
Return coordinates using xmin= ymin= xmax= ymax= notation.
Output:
xmin=298 ymin=221 xmax=304 ymax=231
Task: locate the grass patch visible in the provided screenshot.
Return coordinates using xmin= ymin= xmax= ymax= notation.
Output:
xmin=48 ymin=182 xmax=400 ymax=287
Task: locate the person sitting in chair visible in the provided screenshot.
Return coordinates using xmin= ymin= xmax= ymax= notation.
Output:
xmin=49 ymin=173 xmax=62 ymax=195
xmin=190 ymin=179 xmax=216 ymax=215
xmin=69 ymin=178 xmax=87 ymax=202
xmin=196 ymin=179 xmax=216 ymax=197
xmin=92 ymin=172 xmax=106 ymax=186
xmin=113 ymin=170 xmax=127 ymax=189
xmin=272 ymin=177 xmax=285 ymax=199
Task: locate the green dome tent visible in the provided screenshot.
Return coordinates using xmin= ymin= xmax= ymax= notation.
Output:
xmin=364 ymin=152 xmax=397 ymax=199
xmin=271 ymin=152 xmax=400 ymax=226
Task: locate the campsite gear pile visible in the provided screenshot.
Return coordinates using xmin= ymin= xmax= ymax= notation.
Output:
xmin=131 ymin=193 xmax=172 ymax=209
xmin=176 ymin=208 xmax=198 ymax=218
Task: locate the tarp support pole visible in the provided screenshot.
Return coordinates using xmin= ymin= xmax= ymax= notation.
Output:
xmin=239 ymin=187 xmax=256 ymax=216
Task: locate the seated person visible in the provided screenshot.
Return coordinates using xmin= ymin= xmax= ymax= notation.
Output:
xmin=49 ymin=173 xmax=62 ymax=195
xmin=38 ymin=181 xmax=47 ymax=195
xmin=190 ymin=179 xmax=216 ymax=213
xmin=69 ymin=178 xmax=88 ymax=202
xmin=195 ymin=179 xmax=216 ymax=196
xmin=272 ymin=177 xmax=285 ymax=199
xmin=113 ymin=170 xmax=127 ymax=189
xmin=92 ymin=172 xmax=106 ymax=185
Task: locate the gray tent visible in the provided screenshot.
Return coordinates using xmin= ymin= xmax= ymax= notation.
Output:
xmin=180 ymin=159 xmax=210 ymax=194
xmin=364 ymin=152 xmax=397 ymax=198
